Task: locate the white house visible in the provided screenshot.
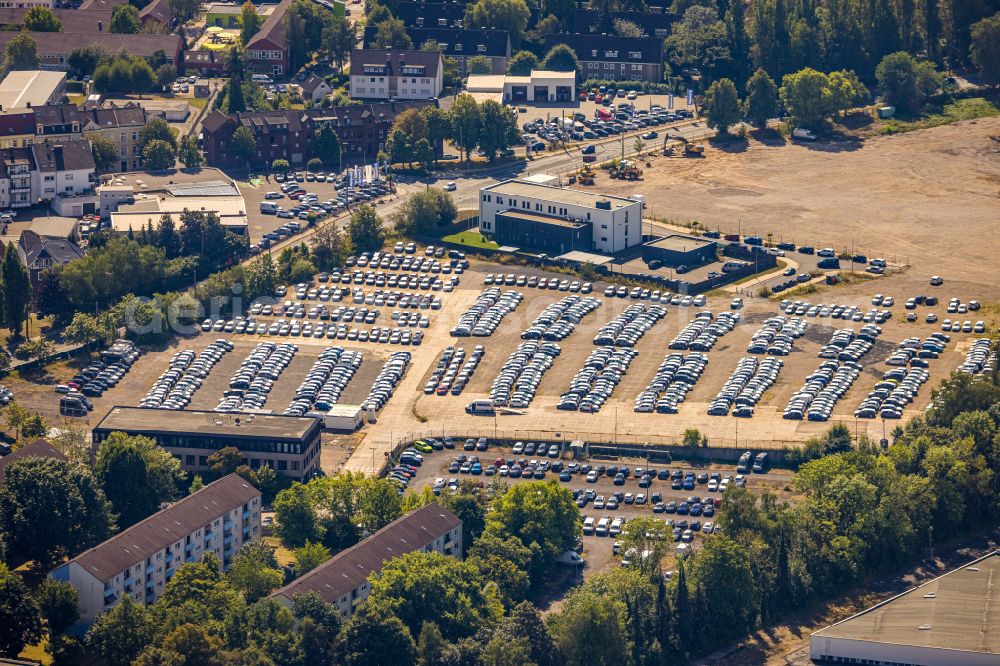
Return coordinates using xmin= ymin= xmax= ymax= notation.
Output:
xmin=349 ymin=49 xmax=443 ymax=101
xmin=299 ymin=75 xmax=333 ymax=103
xmin=479 ymin=179 xmax=644 ymax=254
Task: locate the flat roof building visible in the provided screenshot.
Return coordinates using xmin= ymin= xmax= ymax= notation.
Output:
xmin=640 ymin=234 xmax=717 ymax=268
xmin=0 ymin=70 xmax=65 ymax=109
xmin=480 ymin=179 xmax=643 ymax=254
xmin=272 ymin=502 xmax=461 ymax=617
xmin=50 ymin=473 xmax=262 ymax=628
xmin=466 ymin=70 xmax=576 ymax=104
xmin=494 ymin=209 xmax=591 ymax=255
xmin=93 ymin=407 xmax=322 ymax=480
xmin=810 ymin=550 xmax=1000 ymax=666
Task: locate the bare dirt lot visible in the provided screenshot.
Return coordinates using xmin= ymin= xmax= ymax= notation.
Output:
xmin=596 ymin=117 xmax=1000 ymax=292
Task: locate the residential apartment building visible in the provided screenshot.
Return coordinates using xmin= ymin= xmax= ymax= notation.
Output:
xmin=17 ymin=229 xmax=83 ymax=286
xmin=50 ymin=474 xmax=262 ymax=628
xmin=572 ymin=8 xmax=679 ymax=38
xmin=245 ymin=0 xmax=291 ymax=77
xmin=544 ymin=34 xmax=665 ymax=82
xmin=0 ymin=31 xmax=181 ymax=71
xmin=0 ymin=140 xmax=96 ymax=209
xmin=0 ymin=111 xmax=36 ymax=149
xmin=93 ymin=407 xmax=323 ymax=480
xmin=363 ymin=26 xmax=511 ymax=75
xmin=349 ymin=49 xmax=443 ymax=101
xmin=272 ymin=503 xmax=462 ymax=617
xmin=22 ymin=103 xmax=149 ymax=171
xmin=480 ymin=179 xmax=644 ymax=254
xmin=138 ymin=0 xmax=175 ymax=31
xmin=200 ymin=100 xmax=437 ymax=168
xmin=394 ymin=1 xmax=466 ymax=29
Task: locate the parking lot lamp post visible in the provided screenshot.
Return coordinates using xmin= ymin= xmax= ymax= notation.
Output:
xmin=369 ymin=446 xmax=376 ymax=476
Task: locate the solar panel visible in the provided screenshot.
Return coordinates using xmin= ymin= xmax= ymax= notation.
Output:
xmin=166 ymin=181 xmax=238 ymax=197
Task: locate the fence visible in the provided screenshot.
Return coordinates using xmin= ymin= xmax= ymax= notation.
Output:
xmin=1 ymin=343 xmax=89 ymax=379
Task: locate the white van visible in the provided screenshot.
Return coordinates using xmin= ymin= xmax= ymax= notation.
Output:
xmin=251 ymin=74 xmax=273 ymax=84
xmin=792 ymin=128 xmax=817 ymax=141
xmin=722 ymin=261 xmax=749 ymax=272
xmin=609 ymin=516 xmax=624 ymax=536
xmin=465 ymin=399 xmax=495 ymax=415
xmin=259 ymin=202 xmax=278 ymax=214
xmin=582 ymin=517 xmax=595 ymax=535
xmin=596 ymin=517 xmax=610 ymax=536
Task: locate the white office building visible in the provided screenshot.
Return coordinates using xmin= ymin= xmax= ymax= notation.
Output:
xmin=479 ymin=179 xmax=644 ymax=254
xmin=50 ymin=474 xmax=262 ymax=629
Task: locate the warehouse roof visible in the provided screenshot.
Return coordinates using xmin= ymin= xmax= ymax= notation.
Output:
xmin=812 ymin=550 xmax=1000 ymax=654
xmin=483 ymin=179 xmax=641 ymax=210
xmin=94 ymin=406 xmax=319 ymax=440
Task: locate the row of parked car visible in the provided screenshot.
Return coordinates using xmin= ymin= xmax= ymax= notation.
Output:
xmin=486 ymin=273 xmax=593 ymax=293
xmin=633 ymin=352 xmax=709 ymax=414
xmin=57 ymin=342 xmax=140 ymax=398
xmin=819 ymin=325 xmax=882 ymax=363
xmin=218 ymin=343 xmax=297 ymax=412
xmin=885 ymin=334 xmax=949 ymax=366
xmin=855 ymin=366 xmax=929 ymax=419
xmin=361 ymin=351 xmax=410 ymax=411
xmin=424 ymin=346 xmax=484 ymax=397
xmin=285 ymin=347 xmax=362 ymax=416
xmin=958 ymin=339 xmax=995 ymax=376
xmin=780 ymin=299 xmax=893 ymax=323
xmin=522 ymin=295 xmax=602 ymax=342
xmin=602 ymin=286 xmax=708 ymax=306
xmin=593 ymin=303 xmax=666 ymax=347
xmin=451 ymin=288 xmax=524 ymax=337
xmin=784 ymin=360 xmax=862 ymax=421
xmin=668 ymin=311 xmax=741 ymax=351
xmin=747 ymin=316 xmax=807 ymax=356
xmin=708 ymin=357 xmax=784 ymax=418
xmin=490 ymin=341 xmax=561 ymax=409
xmin=558 ymin=347 xmax=638 ymax=413
xmin=139 ymin=341 xmax=232 ymax=410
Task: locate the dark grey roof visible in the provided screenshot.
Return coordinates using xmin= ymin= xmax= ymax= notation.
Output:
xmin=18 ymin=230 xmax=84 ymax=266
xmin=31 ymin=141 xmax=95 ymax=173
xmin=350 ymin=49 xmax=442 ymax=79
xmin=394 ymin=1 xmax=467 ymax=29
xmin=363 ymin=26 xmax=510 ymax=59
xmin=94 ymin=406 xmax=319 ymax=441
xmin=64 ymin=474 xmax=260 ymax=582
xmin=0 ymin=7 xmax=113 ymax=33
xmin=0 ymin=439 xmax=66 ymax=485
xmin=572 ymin=8 xmax=679 ymax=36
xmin=0 ymin=31 xmax=180 ymax=60
xmin=544 ymin=33 xmax=664 ymax=64
xmin=272 ymin=502 xmax=461 ymax=605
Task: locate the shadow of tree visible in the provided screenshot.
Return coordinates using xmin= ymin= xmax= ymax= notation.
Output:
xmin=751 ymin=127 xmax=786 ymax=146
xmin=708 ymin=134 xmax=749 ymax=153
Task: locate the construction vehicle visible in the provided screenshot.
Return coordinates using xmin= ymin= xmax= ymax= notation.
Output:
xmin=608 ymin=160 xmax=643 ymax=180
xmin=576 ymin=165 xmax=596 ymax=185
xmin=663 ymin=134 xmax=705 ymax=157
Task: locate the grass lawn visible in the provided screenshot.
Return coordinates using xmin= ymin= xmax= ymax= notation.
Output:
xmin=188 ymin=97 xmax=209 ymax=110
xmin=67 ymin=93 xmax=86 ymax=106
xmin=441 ymin=230 xmax=499 ymax=250
xmin=20 ymin=640 xmax=51 ymax=665
xmin=265 ymin=536 xmax=296 ymax=568
xmin=878 ymin=97 xmax=1000 ymax=134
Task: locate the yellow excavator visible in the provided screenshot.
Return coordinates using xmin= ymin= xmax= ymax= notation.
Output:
xmin=577 ymin=164 xmax=597 ymax=185
xmin=608 ymin=160 xmax=643 ymax=180
xmin=663 ymin=134 xmax=705 ymax=157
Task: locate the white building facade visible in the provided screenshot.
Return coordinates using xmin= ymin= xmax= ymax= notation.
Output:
xmin=50 ymin=474 xmax=262 ymax=629
xmin=349 ymin=49 xmax=443 ymax=101
xmin=479 ymin=179 xmax=644 ymax=254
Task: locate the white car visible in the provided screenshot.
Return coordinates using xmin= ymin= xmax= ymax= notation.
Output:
xmin=444 ymin=181 xmax=457 ymax=191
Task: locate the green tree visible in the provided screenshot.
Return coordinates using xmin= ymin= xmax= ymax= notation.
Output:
xmin=347 ymin=205 xmax=385 ymax=253
xmin=970 ymin=12 xmax=1000 ymax=86
xmin=416 ymin=621 xmax=446 ymax=666
xmin=355 ymin=477 xmax=402 ymax=535
xmin=109 ymin=4 xmax=140 ymax=33
xmin=143 ymin=140 xmax=176 ymax=170
xmin=313 ymin=122 xmax=341 ymax=169
xmin=480 ymin=635 xmax=535 ymax=666
xmin=339 ymin=602 xmax=416 ymax=666
xmin=689 ymin=535 xmax=760 ymax=639
xmin=178 ymin=135 xmax=203 ymax=168
xmin=744 ymin=67 xmax=779 ymax=127
xmin=231 ymin=126 xmax=257 ymax=167
xmin=780 ymin=67 xmax=836 ymax=130
xmin=271 ymin=159 xmax=290 ymax=173
xmin=85 ymin=597 xmax=153 ymax=666
xmin=88 ymin=133 xmax=119 ymax=172
xmin=618 ymin=515 xmax=670 ymax=575
xmin=450 ymin=93 xmax=482 ymax=162
xmin=614 ymin=18 xmax=646 ymax=37
xmin=0 ymin=564 xmax=43 ymax=658
xmin=140 ymin=623 xmax=224 ymax=666
xmin=310 ymin=221 xmax=348 ymax=270
xmin=2 ymin=246 xmax=31 ymax=336
xmin=293 ymin=540 xmax=331 ymax=575
xmin=273 ymin=482 xmax=324 ymax=547
xmin=464 ymin=0 xmax=530 ymax=47
xmin=665 ymin=4 xmax=732 ymax=82
xmin=68 ymin=45 xmax=108 ymax=77
xmin=239 ymin=0 xmax=263 ymax=45
xmin=94 ymin=434 xmax=159 ymax=528
xmin=0 ymin=457 xmax=114 ymax=566
xmin=35 ymin=579 xmax=79 ymax=637
xmin=156 ymin=63 xmax=178 ymax=91
xmin=468 ymin=54 xmax=492 ymax=74
xmin=323 ymin=15 xmax=355 ymax=70
xmin=477 ymin=100 xmax=520 ymax=160
xmin=548 ymin=590 xmax=626 ymax=666
xmin=130 ymin=58 xmax=155 ymax=97
xmin=208 ymin=446 xmax=244 ymax=476
xmin=394 ymin=189 xmax=458 ymax=235
xmin=703 ymin=77 xmax=741 ymax=135
xmin=155 ymin=554 xmax=240 ymax=628
xmin=140 ymin=117 xmax=178 ymax=149
xmin=541 ymin=43 xmax=578 ymax=72
xmin=306 ymin=157 xmax=323 ymax=172
xmin=373 ymin=17 xmax=412 ymax=49
xmin=875 ymin=52 xmax=939 ymax=114
xmin=3 ymin=30 xmax=39 ymax=71
xmin=228 ymin=541 xmax=284 ymax=602
xmin=507 ymin=49 xmax=539 ymax=75
xmin=227 ymin=75 xmax=247 ymax=113
xmin=24 ymin=6 xmax=61 ymax=31
xmin=485 ymin=480 xmax=581 ymax=572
